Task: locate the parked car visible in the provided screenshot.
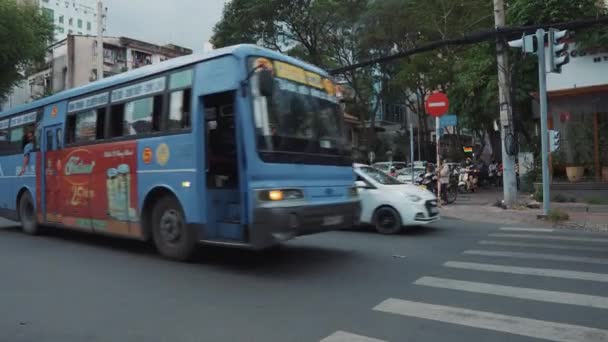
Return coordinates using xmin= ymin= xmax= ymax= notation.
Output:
xmin=372 ymin=162 xmax=408 ymax=173
xmin=396 ymin=166 xmax=426 ymax=183
xmin=354 ymin=164 xmax=440 ymax=234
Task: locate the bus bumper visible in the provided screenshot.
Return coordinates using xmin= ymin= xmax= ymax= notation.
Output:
xmin=250 ymin=200 xmax=360 ymax=249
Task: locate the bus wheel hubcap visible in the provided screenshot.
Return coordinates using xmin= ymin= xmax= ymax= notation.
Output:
xmin=160 ymin=210 xmax=182 ymax=243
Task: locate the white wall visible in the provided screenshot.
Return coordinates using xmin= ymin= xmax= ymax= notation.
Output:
xmin=40 ymin=0 xmax=100 ymax=41
xmin=547 ymin=44 xmax=608 ymax=92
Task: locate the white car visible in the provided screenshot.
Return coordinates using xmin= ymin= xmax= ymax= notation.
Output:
xmin=354 ymin=164 xmax=440 ymax=234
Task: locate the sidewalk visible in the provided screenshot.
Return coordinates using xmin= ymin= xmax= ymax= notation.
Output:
xmin=440 ymin=189 xmax=608 ymax=231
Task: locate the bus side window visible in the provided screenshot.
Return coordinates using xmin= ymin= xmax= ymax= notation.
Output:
xmin=66 ymin=115 xmax=76 ymax=144
xmin=56 ymin=128 xmax=63 ymax=149
xmin=109 ymin=103 xmax=125 ymax=138
xmin=110 ymin=95 xmax=162 ymax=137
xmin=0 ymin=124 xmax=10 ymax=153
xmin=168 ymin=88 xmax=192 ymax=130
xmin=46 ymin=130 xmax=53 ymax=151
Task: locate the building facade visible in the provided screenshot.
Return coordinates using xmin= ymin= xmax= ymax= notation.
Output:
xmin=546 ymin=44 xmax=608 ymax=182
xmin=1 ymin=35 xmax=192 ymax=111
xmin=21 ymin=0 xmax=103 ymax=42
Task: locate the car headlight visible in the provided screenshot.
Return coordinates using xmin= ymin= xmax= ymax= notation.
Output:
xmin=258 ymin=189 xmax=304 ymax=202
xmin=348 ymin=186 xmax=358 ymax=197
xmin=405 ymin=194 xmax=423 ymax=202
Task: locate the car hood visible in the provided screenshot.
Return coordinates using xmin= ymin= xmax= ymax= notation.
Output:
xmin=383 ymin=184 xmax=436 ymax=201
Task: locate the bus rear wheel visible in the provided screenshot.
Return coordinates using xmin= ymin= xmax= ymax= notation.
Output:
xmin=151 ymin=196 xmax=197 ymax=261
xmin=19 ymin=191 xmax=39 ymax=235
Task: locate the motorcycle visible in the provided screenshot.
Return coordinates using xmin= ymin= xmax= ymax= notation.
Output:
xmin=416 ymin=171 xmax=457 ymax=204
xmin=458 ymin=166 xmax=478 ymax=193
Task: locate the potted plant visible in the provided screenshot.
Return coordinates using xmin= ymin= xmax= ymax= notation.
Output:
xmin=564 ymin=124 xmax=593 ymax=183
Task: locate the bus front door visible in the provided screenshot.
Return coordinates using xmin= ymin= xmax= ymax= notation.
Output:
xmin=204 ymin=91 xmax=243 ymax=241
xmin=42 ymin=125 xmax=62 ymax=223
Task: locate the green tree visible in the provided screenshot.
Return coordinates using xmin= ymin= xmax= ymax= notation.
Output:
xmin=361 ymin=0 xmax=494 ymax=159
xmin=0 ymin=0 xmax=54 ymax=102
xmin=211 ymin=0 xmax=377 ymax=146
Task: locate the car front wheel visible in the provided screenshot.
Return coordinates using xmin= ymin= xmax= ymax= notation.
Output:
xmin=373 ymin=206 xmax=402 ymax=235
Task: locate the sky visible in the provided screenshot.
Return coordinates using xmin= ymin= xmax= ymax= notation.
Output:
xmin=103 ymin=0 xmax=229 ymax=53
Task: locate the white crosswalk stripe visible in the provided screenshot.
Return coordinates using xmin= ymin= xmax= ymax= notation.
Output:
xmin=464 ymin=250 xmax=608 ymax=264
xmin=444 ymin=261 xmax=608 ymax=282
xmin=414 ymin=276 xmax=608 ymax=309
xmin=490 ymin=233 xmax=608 ymax=243
xmin=479 ymin=240 xmax=607 ymax=252
xmin=323 ymin=229 xmax=608 ymax=341
xmin=320 ymin=331 xmax=387 ymax=342
xmin=374 ymin=298 xmax=608 ymax=342
xmin=499 ymin=227 xmax=555 ymax=232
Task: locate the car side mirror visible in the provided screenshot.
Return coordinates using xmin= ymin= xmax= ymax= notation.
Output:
xmin=258 ymin=69 xmax=274 ymax=97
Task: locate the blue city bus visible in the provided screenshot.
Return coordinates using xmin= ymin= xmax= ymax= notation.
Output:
xmin=0 ymin=44 xmax=360 ymax=260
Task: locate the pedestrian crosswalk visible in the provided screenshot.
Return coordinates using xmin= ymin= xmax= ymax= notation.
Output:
xmin=320 ymin=226 xmax=608 ymax=342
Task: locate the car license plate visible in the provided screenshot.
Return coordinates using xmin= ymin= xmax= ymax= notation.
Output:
xmin=323 ymin=215 xmax=344 ymax=226
xmin=419 ymin=185 xmax=427 ymax=190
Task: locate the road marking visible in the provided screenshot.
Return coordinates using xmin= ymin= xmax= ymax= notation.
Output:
xmin=414 ymin=276 xmax=608 ymax=309
xmin=490 ymin=233 xmax=608 ymax=243
xmin=444 ymin=261 xmax=608 ymax=282
xmin=464 ymin=250 xmax=608 ymax=265
xmin=499 ymin=227 xmax=555 ymax=232
xmin=374 ymin=299 xmax=608 ymax=342
xmin=320 ymin=331 xmax=386 ymax=342
xmin=479 ymin=240 xmax=607 ymax=252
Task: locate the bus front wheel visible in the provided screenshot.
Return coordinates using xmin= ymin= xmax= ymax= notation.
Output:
xmin=151 ymin=196 xmax=197 ymax=261
xmin=19 ymin=191 xmax=39 ymax=235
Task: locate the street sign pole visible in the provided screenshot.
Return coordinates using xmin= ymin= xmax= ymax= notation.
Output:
xmin=537 ymin=28 xmax=551 ymax=215
xmin=425 ymin=92 xmax=449 ymax=208
xmin=436 ymin=117 xmax=441 ymax=208
xmin=410 ymin=123 xmax=415 ymax=184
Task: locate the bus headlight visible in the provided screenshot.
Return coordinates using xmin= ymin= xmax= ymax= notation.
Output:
xmin=258 ymin=189 xmax=304 ymax=202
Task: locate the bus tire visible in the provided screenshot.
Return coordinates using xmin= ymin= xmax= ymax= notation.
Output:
xmin=151 ymin=196 xmax=196 ymax=261
xmin=19 ymin=191 xmax=39 ymax=235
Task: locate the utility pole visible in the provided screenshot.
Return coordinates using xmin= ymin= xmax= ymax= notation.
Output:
xmin=410 ymin=123 xmax=415 ymax=184
xmin=536 ymin=29 xmax=550 ymax=215
xmin=96 ymin=0 xmax=104 ymax=81
xmin=493 ymin=0 xmax=518 ymax=207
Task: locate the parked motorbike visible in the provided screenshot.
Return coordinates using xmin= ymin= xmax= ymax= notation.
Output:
xmin=458 ymin=166 xmax=478 ymax=193
xmin=416 ymin=171 xmax=457 ymax=204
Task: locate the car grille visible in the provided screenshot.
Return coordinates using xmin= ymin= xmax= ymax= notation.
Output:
xmin=425 ymin=200 xmax=439 ymax=217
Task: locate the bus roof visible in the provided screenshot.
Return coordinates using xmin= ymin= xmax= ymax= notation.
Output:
xmin=1 ymin=44 xmax=329 ymax=118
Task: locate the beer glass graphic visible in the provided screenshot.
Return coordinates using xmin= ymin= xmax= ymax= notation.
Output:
xmin=117 ymin=164 xmax=132 ymax=221
xmin=106 ymin=168 xmax=119 ymax=218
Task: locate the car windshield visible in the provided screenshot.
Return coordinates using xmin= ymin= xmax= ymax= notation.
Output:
xmin=374 ymin=162 xmax=406 ymax=171
xmin=250 ymin=58 xmax=350 ymax=164
xmin=359 ymin=166 xmax=402 ymax=185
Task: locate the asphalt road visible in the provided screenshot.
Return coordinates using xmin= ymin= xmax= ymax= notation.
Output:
xmin=1 ymin=218 xmax=608 ymax=342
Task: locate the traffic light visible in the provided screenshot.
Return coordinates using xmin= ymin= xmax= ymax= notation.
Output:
xmin=508 ymin=34 xmax=537 ymax=54
xmin=549 ymin=29 xmax=570 ymax=73
xmin=549 ymin=130 xmax=561 ymax=152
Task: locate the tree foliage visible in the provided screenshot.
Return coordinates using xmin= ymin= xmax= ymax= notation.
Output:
xmin=211 ymin=0 xmax=608 ymax=159
xmin=0 ymin=0 xmax=54 ymax=102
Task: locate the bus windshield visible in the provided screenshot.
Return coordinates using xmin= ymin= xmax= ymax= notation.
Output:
xmin=250 ymin=59 xmax=350 ymax=164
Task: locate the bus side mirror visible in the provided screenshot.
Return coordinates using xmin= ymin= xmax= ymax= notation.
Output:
xmin=258 ymin=69 xmax=274 ymax=98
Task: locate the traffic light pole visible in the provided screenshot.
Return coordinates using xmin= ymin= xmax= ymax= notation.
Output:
xmin=536 ymin=29 xmax=551 ymax=215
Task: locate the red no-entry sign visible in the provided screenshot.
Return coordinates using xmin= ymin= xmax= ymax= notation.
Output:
xmin=425 ymin=92 xmax=449 ymax=117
